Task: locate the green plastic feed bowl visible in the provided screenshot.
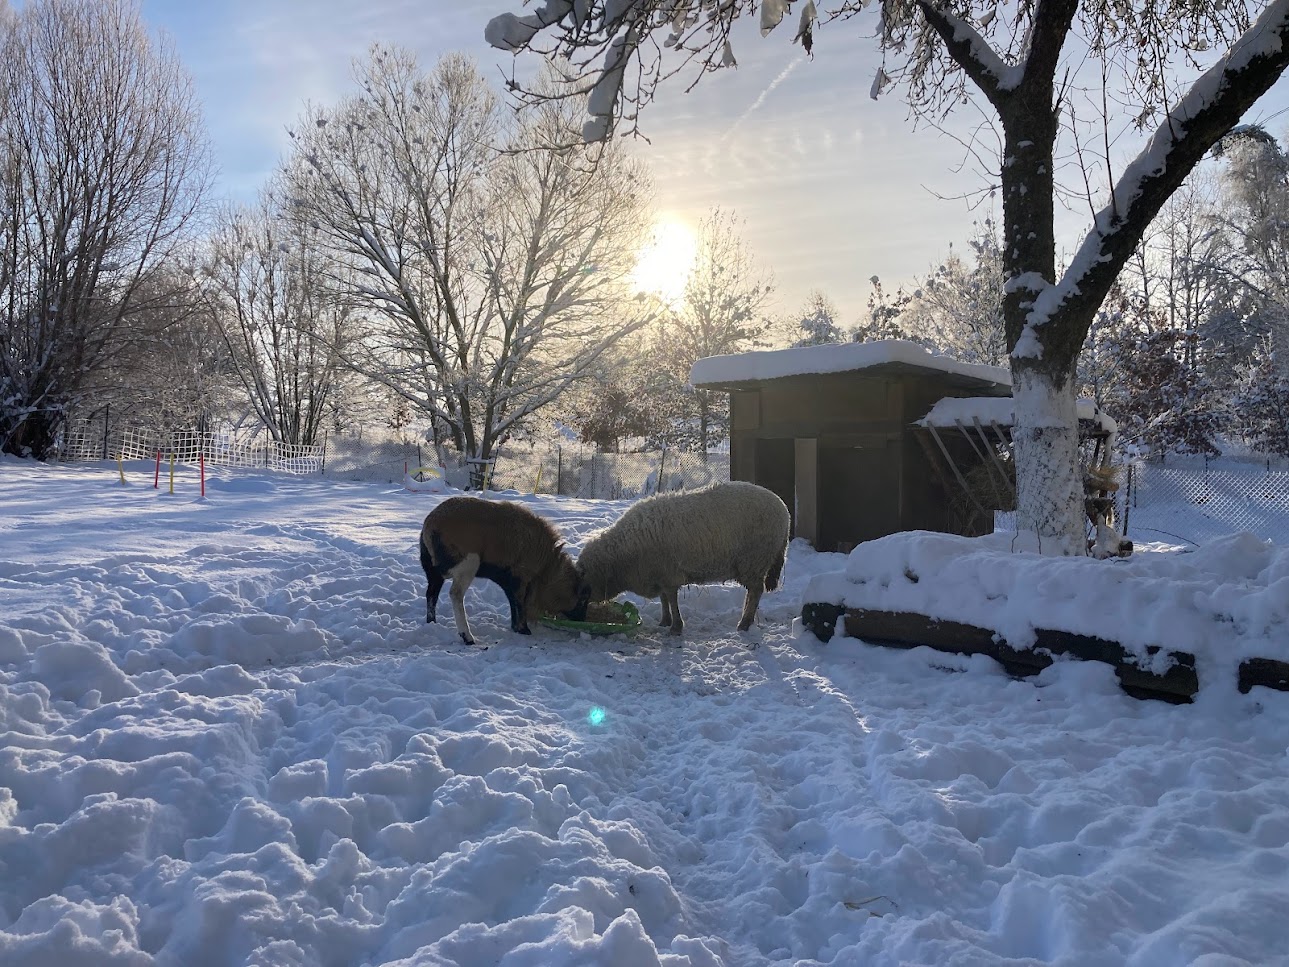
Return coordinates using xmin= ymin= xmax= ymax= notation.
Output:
xmin=538 ymin=600 xmax=642 ymax=636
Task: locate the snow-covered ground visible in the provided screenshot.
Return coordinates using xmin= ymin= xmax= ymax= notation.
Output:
xmin=2 ymin=458 xmax=1288 ymax=966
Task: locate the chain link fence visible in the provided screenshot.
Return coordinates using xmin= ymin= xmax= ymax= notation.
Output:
xmin=488 ymin=447 xmax=729 ymax=499
xmin=55 ymin=418 xmax=1287 ymax=543
xmin=321 ymin=433 xmax=425 ymax=484
xmin=1117 ymin=455 xmax=1289 ymax=547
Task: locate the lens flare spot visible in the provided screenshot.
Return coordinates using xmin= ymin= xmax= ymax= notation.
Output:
xmin=587 ymin=706 xmax=607 ymax=727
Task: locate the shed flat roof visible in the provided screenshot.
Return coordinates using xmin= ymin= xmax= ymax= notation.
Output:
xmin=689 ymin=339 xmax=1012 ymax=392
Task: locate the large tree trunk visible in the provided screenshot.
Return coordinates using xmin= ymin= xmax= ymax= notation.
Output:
xmin=1011 ymin=365 xmax=1086 ymax=556
xmin=997 ymin=104 xmax=1088 ymax=553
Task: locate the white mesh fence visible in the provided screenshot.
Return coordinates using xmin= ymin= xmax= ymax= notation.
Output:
xmin=59 ymin=423 xmax=113 ymax=463
xmin=66 ymin=426 xmax=325 ymax=475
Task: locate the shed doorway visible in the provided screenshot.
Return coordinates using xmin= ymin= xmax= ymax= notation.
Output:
xmin=818 ymin=442 xmax=900 ymax=552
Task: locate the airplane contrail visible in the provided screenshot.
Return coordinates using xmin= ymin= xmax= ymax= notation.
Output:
xmin=724 ymin=55 xmax=805 ymax=139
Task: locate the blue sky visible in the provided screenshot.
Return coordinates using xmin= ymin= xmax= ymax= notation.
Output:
xmin=140 ymin=0 xmax=1289 ymax=327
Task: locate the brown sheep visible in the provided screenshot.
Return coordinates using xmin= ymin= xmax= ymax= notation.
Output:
xmin=419 ymin=497 xmax=587 ymax=644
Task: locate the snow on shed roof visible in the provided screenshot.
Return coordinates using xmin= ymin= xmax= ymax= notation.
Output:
xmin=918 ymin=396 xmax=1119 ymax=436
xmin=689 ymin=339 xmax=1012 ymax=390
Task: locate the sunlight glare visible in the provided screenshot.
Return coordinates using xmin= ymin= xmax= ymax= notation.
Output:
xmin=632 ymin=216 xmax=698 ymax=306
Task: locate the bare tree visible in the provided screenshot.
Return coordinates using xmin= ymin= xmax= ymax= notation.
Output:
xmin=102 ymin=262 xmax=237 ymax=435
xmin=667 ymin=207 xmax=774 ymax=453
xmin=284 ymin=47 xmax=654 ymax=463
xmin=0 ymin=0 xmax=211 ymax=459
xmin=204 ymin=189 xmax=351 ymax=447
xmin=489 ymin=0 xmax=1289 ymax=553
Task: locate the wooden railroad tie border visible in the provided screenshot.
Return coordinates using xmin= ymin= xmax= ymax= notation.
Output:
xmin=800 ymin=604 xmax=1289 ymax=703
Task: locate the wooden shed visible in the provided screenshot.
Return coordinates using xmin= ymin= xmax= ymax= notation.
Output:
xmin=690 ymin=340 xmax=1012 ymax=552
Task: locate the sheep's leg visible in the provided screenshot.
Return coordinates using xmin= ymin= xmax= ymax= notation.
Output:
xmin=420 ymin=538 xmax=444 ymax=624
xmin=425 ymin=570 xmax=445 ymax=624
xmin=510 ymin=582 xmax=533 ymax=635
xmin=662 ymin=588 xmax=684 ymax=636
xmin=737 ymin=584 xmax=763 ymax=633
xmin=658 ymin=593 xmax=672 ymax=627
xmin=448 ymin=553 xmax=480 ymax=645
xmin=505 ymin=591 xmax=522 ymax=633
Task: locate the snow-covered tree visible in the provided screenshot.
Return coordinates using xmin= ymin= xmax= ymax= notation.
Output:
xmin=1077 ymin=296 xmax=1121 ymax=410
xmin=57 ymin=262 xmax=236 ymax=441
xmin=284 ymin=49 xmax=653 ymax=463
xmin=792 ymin=291 xmax=846 ymax=347
xmin=560 ymin=351 xmax=662 ymax=452
xmin=549 ymin=322 xmax=698 ymax=451
xmin=1206 ymin=125 xmax=1289 ymax=371
xmin=667 ymin=207 xmax=774 ymax=453
xmin=852 ymin=277 xmax=913 ymax=344
xmin=1094 ymin=292 xmax=1225 ymax=456
xmin=205 ymin=189 xmax=350 ymax=447
xmin=0 ymin=0 xmax=210 ymax=459
xmin=902 ymin=220 xmax=1007 ymax=367
xmin=1232 ymin=335 xmax=1289 ymax=456
xmin=488 ymin=0 xmax=1289 ymax=555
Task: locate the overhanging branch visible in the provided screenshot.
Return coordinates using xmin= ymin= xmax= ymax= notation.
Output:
xmin=1041 ymin=0 xmax=1289 ymax=362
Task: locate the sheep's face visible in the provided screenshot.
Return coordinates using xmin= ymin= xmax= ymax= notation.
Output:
xmin=543 ymin=554 xmax=587 ymax=621
xmin=574 ymin=544 xmax=623 ymax=604
xmin=576 ymin=570 xmax=618 ymax=605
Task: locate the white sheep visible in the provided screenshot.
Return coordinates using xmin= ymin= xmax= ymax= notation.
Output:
xmin=420 ymin=497 xmax=587 ymax=644
xmin=576 ymin=481 xmax=790 ymax=635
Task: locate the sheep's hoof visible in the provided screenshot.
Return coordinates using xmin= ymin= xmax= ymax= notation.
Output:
xmin=515 ymin=625 xmax=532 ymax=635
xmin=459 ymin=632 xmax=475 ymax=645
xmin=668 ymin=624 xmax=684 ymax=636
xmin=737 ymin=620 xmax=753 ymax=632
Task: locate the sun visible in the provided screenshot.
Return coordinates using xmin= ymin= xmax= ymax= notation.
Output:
xmin=632 ymin=215 xmax=698 ymax=307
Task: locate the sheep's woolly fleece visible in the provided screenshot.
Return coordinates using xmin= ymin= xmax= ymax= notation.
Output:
xmin=1 ymin=457 xmax=1288 ymax=966
xmin=575 ymin=481 xmax=789 ymax=623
